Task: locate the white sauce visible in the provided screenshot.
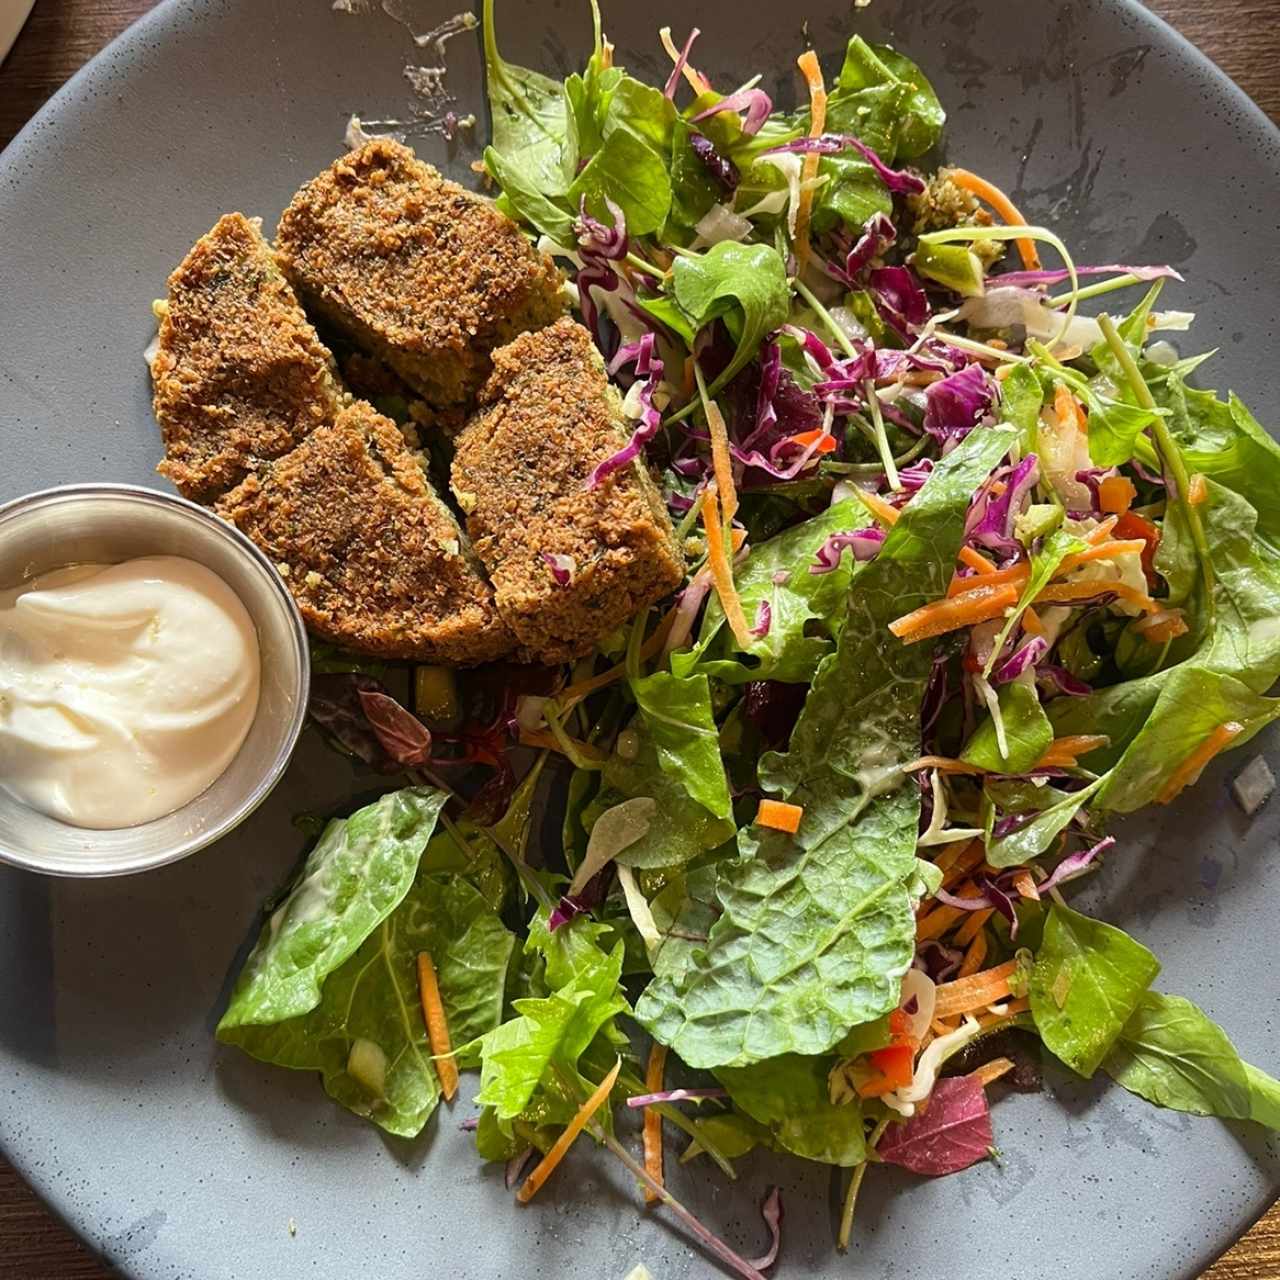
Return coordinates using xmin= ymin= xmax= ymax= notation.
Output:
xmin=0 ymin=556 xmax=260 ymax=829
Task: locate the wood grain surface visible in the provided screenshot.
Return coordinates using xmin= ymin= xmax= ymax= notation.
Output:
xmin=0 ymin=1 xmax=1278 ymax=1277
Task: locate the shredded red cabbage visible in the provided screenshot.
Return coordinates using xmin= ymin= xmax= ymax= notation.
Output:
xmin=663 ymin=27 xmax=700 ymax=98
xmin=762 ymin=133 xmax=925 ymax=194
xmin=691 ymin=87 xmax=773 ymax=137
xmin=574 ymin=197 xmax=628 ymax=340
xmin=505 ymin=1148 xmax=534 ymax=1189
xmin=1038 ymin=663 xmax=1093 ymax=698
xmin=914 ymin=939 xmax=963 ymax=982
xmin=994 ymin=634 xmax=1049 ymax=683
xmin=1074 ymin=467 xmax=1116 ymax=517
xmin=690 ymin=131 xmax=740 ymax=192
xmin=809 ymin=528 xmax=885 ymax=574
xmin=541 ymin=552 xmax=576 ymax=587
xmin=589 ymin=332 xmax=665 ymax=488
xmin=1038 ymin=835 xmax=1115 ymax=894
xmin=747 ymin=1187 xmax=783 ymax=1272
xmin=924 ymin=363 xmax=996 ymax=443
xmin=964 ymin=453 xmax=1038 ymax=554
xmin=991 ymin=263 xmax=1183 ymax=289
xmin=868 ymin=265 xmax=931 ymax=334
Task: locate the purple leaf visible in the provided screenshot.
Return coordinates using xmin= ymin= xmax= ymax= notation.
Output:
xmin=877 ymin=1075 xmax=994 ymax=1176
xmin=357 ymin=689 xmax=434 ymax=768
xmin=689 ymin=131 xmax=740 ymax=192
xmin=309 ymin=673 xmax=399 ymax=771
xmin=505 ymin=1148 xmax=534 ymax=1189
xmin=762 ymin=134 xmax=925 ymax=194
xmin=1037 ymin=835 xmax=1115 ymax=894
xmin=589 ymin=333 xmax=665 ymax=488
xmin=747 ymin=1187 xmax=783 ymax=1271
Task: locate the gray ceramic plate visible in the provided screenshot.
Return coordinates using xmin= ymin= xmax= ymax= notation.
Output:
xmin=2 ymin=1 xmax=1279 ymax=1276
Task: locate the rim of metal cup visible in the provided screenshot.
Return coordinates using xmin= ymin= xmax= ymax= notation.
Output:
xmin=0 ymin=483 xmax=310 ymax=876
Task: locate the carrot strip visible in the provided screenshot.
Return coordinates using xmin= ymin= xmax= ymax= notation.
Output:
xmin=970 ymin=1057 xmax=1016 ymax=1088
xmin=701 ymin=489 xmax=753 ymax=649
xmin=1187 ymin=473 xmax=1208 ymax=506
xmin=756 ymin=799 xmax=804 ymax=834
xmin=793 ymin=50 xmax=827 ymax=273
xmin=705 ymin=397 xmax=738 ymax=529
xmin=916 ymin=903 xmax=966 ymax=942
xmin=953 ymin=907 xmax=993 ymax=947
xmin=1011 ymin=869 xmax=1040 ymax=901
xmin=931 ymin=1016 xmax=959 ymax=1039
xmin=958 ymin=929 xmax=989 ymax=976
xmin=931 ymin=838 xmax=982 ymax=878
xmin=1135 ymin=609 xmax=1190 ymax=645
xmin=1034 ymin=733 xmax=1109 ymax=769
xmin=933 ymin=959 xmax=1018 ymax=1019
xmin=1054 ymin=383 xmax=1081 ymax=433
xmin=946 ymin=167 xmax=1041 ymax=270
xmin=854 ymin=487 xmax=901 ymax=527
xmin=1157 ymin=722 xmax=1244 ymax=804
xmin=939 ymin=849 xmax=987 ymax=893
xmin=416 ymin=952 xmax=459 ymax=1102
xmin=1034 ymin=579 xmax=1159 ymax=614
xmin=1054 ymin=539 xmax=1148 ymax=577
xmin=947 ymin=563 xmax=1029 ymax=598
xmin=958 ymin=545 xmax=999 ymax=575
xmin=855 ymin=1073 xmax=902 ymax=1100
xmin=642 ymin=1043 xmax=667 ymax=1206
xmin=889 ymin=584 xmax=1021 ymax=643
xmin=785 ymin=428 xmax=838 ymax=454
xmin=1085 ymin=515 xmax=1119 ymax=545
xmin=517 ymin=1059 xmax=622 ymax=1204
xmin=1098 ymin=474 xmax=1137 ymax=514
xmin=1021 ymin=606 xmax=1045 ymax=636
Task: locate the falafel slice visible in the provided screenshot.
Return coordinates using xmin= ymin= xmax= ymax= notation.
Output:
xmin=274 ymin=139 xmax=565 ymax=411
xmin=218 ymin=399 xmax=513 ymax=665
xmin=151 ymin=213 xmax=342 ymax=503
xmin=452 ymin=319 xmax=685 ymax=665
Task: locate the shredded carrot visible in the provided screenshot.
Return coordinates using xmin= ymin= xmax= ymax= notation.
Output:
xmin=916 ymin=902 xmax=966 ymax=942
xmin=681 ymin=354 xmax=696 ymax=398
xmin=946 ymin=168 xmax=1041 ymax=270
xmin=701 ymin=488 xmax=753 ymax=649
xmin=1034 ymin=734 xmax=1109 ymax=769
xmin=1011 ymin=869 xmax=1040 ymax=901
xmin=416 ymin=952 xmax=459 ymax=1102
xmin=1187 ymin=473 xmax=1208 ymax=507
xmin=889 ymin=583 xmax=1021 ymax=643
xmin=1034 ymin=578 xmax=1159 ymax=614
xmin=642 ymin=1043 xmax=667 ymax=1205
xmin=785 ymin=428 xmax=838 ymax=454
xmin=1136 ymin=609 xmax=1190 ymax=645
xmin=901 ymin=755 xmax=987 ymax=775
xmin=1157 ymin=722 xmax=1244 ymax=805
xmin=704 ymin=397 xmax=738 ymax=529
xmin=1054 ymin=539 xmax=1148 ymax=577
xmin=1021 ymin=606 xmax=1044 ymax=636
xmin=958 ymin=930 xmax=989 ymax=976
xmin=854 ymin=487 xmax=901 ymax=527
xmin=792 ymin=50 xmax=828 ymax=274
xmin=958 ymin=545 xmax=998 ymax=575
xmin=1085 ymin=515 xmax=1119 ymax=545
xmin=939 ymin=848 xmax=987 ymax=893
xmin=933 ymin=959 xmax=1018 ymax=1019
xmin=1054 ymin=383 xmax=1082 ymax=433
xmin=855 ymin=1073 xmax=902 ymax=1100
xmin=947 ymin=562 xmax=1029 ymax=598
xmin=658 ymin=27 xmax=711 ymax=95
xmin=756 ymin=798 xmax=804 ymax=834
xmin=953 ymin=907 xmax=994 ymax=947
xmin=970 ymin=1057 xmax=1016 ymax=1088
xmin=931 ymin=838 xmax=982 ymax=878
xmin=1098 ymin=474 xmax=1137 ymax=514
xmin=986 ymin=337 xmax=1008 ymax=351
xmin=517 ymin=1058 xmax=622 ymax=1203
xmin=977 ymin=996 xmax=1030 ymax=1030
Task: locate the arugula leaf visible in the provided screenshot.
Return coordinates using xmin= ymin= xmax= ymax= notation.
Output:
xmin=986 ymin=774 xmax=1106 ymax=868
xmin=1103 ymin=992 xmax=1252 ymax=1120
xmin=830 ymin=37 xmax=944 ymax=160
xmin=1244 ymin=1064 xmax=1280 ymax=1129
xmin=484 ymin=146 xmax=575 ymax=243
xmin=961 ymin=680 xmax=1053 ymax=773
xmin=585 ymin=719 xmax=735 ymax=871
xmin=666 ymin=118 xmax=721 ymax=235
xmin=671 ymin=243 xmax=791 ymax=394
xmin=569 ymin=122 xmax=672 ymax=236
xmin=218 ymin=788 xmax=448 ymax=1027
xmin=604 ymin=74 xmax=675 ymax=154
xmin=1029 ymin=903 xmax=1160 ymax=1077
xmin=472 ymin=936 xmax=627 ymax=1121
xmin=1097 ymin=665 xmax=1280 ymax=813
xmin=810 ymin=155 xmax=893 ymax=237
xmin=716 ymin=1054 xmax=867 ymax=1166
xmin=630 ymin=670 xmax=732 ymax=820
xmin=999 ymin=362 xmax=1044 ymax=448
xmin=221 ymin=872 xmax=513 ymax=1137
xmin=675 ymin=498 xmax=868 ymax=684
xmin=636 ymin=430 xmax=1017 ymax=1068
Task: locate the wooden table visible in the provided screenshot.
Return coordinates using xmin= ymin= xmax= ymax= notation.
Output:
xmin=1 ymin=0 xmax=1279 ymax=1276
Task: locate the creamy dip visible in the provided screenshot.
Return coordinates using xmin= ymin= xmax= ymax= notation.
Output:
xmin=0 ymin=556 xmax=260 ymax=829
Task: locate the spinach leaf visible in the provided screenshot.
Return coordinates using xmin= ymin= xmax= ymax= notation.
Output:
xmin=717 ymin=1054 xmax=867 ymax=1165
xmin=1029 ymin=903 xmax=1160 ymax=1077
xmin=221 ymin=872 xmax=513 ymax=1138
xmin=986 ymin=774 xmax=1106 ymax=868
xmin=481 ymin=0 xmax=569 ymax=198
xmin=604 ymin=74 xmax=675 ymax=154
xmin=1103 ymin=992 xmax=1252 ymax=1120
xmin=675 ymin=498 xmax=868 ymax=684
xmin=630 ymin=670 xmax=732 ymax=820
xmin=1097 ymin=665 xmax=1280 ymax=813
xmin=484 ymin=146 xmax=575 ymax=243
xmin=667 ymin=119 xmax=723 ymax=234
xmin=810 ymin=155 xmax=893 ymax=237
xmin=671 ymin=243 xmax=791 ymax=394
xmin=636 ymin=430 xmax=1017 ymax=1068
xmin=961 ymin=680 xmax=1053 ymax=773
xmin=219 ymin=788 xmax=448 ymax=1027
xmin=830 ymin=37 xmax=944 ymax=160
xmin=569 ymin=122 xmax=672 ymax=236
xmin=586 ymin=719 xmax=735 ymax=871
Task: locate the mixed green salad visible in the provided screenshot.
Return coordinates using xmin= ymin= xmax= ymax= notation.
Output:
xmin=218 ymin=5 xmax=1280 ymax=1273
